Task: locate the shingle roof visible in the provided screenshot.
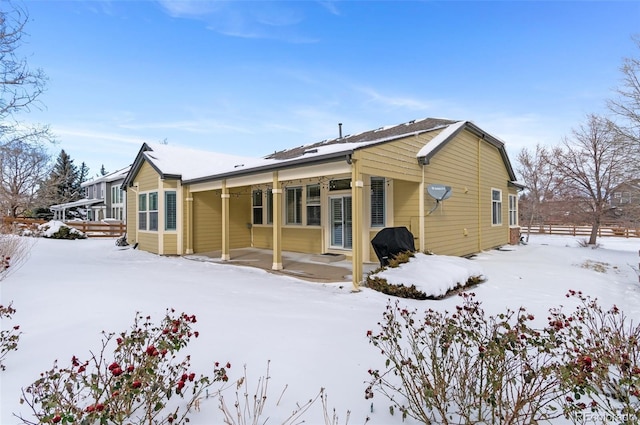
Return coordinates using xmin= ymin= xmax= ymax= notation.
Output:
xmin=265 ymin=117 xmax=457 ymax=160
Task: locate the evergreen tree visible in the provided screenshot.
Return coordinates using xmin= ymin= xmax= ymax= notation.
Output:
xmin=99 ymin=164 xmax=108 ymax=176
xmin=39 ymin=150 xmax=81 ymax=206
xmin=77 ymin=162 xmax=90 ymax=188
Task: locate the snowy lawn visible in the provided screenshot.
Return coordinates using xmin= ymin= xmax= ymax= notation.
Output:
xmin=1 ymin=234 xmax=639 ymax=424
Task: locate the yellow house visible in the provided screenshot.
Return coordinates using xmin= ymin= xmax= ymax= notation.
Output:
xmin=123 ymin=118 xmax=523 ymax=290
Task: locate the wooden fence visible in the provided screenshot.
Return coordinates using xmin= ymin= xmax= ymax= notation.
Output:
xmin=2 ymin=217 xmax=125 ymax=238
xmin=525 ymin=223 xmax=640 ymax=238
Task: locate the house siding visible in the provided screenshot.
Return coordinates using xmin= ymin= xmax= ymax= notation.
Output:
xmin=191 ymin=188 xmax=251 ymax=254
xmin=252 ymin=226 xmax=323 ymax=253
xmin=192 ymin=191 xmax=221 ymax=253
xmin=282 ymin=227 xmax=322 ymax=253
xmin=422 ymin=130 xmax=511 ymax=256
xmin=163 ymin=234 xmax=178 ymax=254
xmin=359 ymin=132 xmax=437 ymax=182
xmin=479 ymin=141 xmax=511 ymax=249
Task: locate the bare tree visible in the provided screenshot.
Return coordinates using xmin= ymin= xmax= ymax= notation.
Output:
xmin=0 ymin=2 xmax=54 ymax=220
xmin=608 ymin=36 xmax=640 ymax=149
xmin=0 ymin=2 xmax=47 ymax=124
xmin=551 ymin=114 xmax=634 ymax=245
xmin=516 ymin=144 xmax=562 ymax=241
xmin=0 ymin=132 xmax=50 ymax=217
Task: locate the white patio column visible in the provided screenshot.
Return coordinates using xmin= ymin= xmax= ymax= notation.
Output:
xmin=272 ymin=171 xmax=283 ymax=270
xmin=221 ymin=180 xmax=230 ymax=261
xmin=351 ymin=156 xmax=363 ymax=292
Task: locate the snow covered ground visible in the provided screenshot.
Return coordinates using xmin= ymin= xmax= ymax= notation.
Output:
xmin=1 ymin=234 xmax=639 ymax=424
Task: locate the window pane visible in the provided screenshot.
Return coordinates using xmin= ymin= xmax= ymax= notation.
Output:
xmin=149 ymin=211 xmax=158 ymax=231
xmin=165 ymin=191 xmax=177 ymax=230
xmin=492 ymin=189 xmax=502 ymax=225
xmin=286 ymin=187 xmax=302 ymax=224
xmin=306 ymin=184 xmax=321 ymax=225
xmin=252 ymin=190 xmax=263 ymax=207
xmin=139 ymin=194 xmax=147 ymax=212
xmin=329 ymin=179 xmax=351 ymax=191
xmin=307 ymin=206 xmax=321 ymax=226
xmin=149 ymin=192 xmax=158 ymax=210
xmin=252 ymin=190 xmax=263 ymax=224
xmin=138 ymin=212 xmax=147 ymax=230
xmin=307 ymin=184 xmax=320 ymax=204
xmin=371 ymin=177 xmax=385 ymax=227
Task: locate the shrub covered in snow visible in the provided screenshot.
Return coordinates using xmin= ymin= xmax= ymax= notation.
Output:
xmin=36 ymin=221 xmax=86 ymax=240
xmin=366 ymin=251 xmax=484 ymax=299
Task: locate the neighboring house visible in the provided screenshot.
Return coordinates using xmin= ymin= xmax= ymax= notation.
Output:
xmin=123 ymin=118 xmax=523 ymax=290
xmin=609 ymin=179 xmax=640 ymax=224
xmin=50 ymin=166 xmax=131 ymax=222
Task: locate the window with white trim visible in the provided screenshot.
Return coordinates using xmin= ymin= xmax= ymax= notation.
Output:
xmin=148 ymin=192 xmax=158 ymax=231
xmin=252 ymin=190 xmax=263 ymax=225
xmin=492 ymin=189 xmax=502 ymax=226
xmin=508 ymin=194 xmax=517 ymax=226
xmin=371 ymin=177 xmax=386 ymax=227
xmin=306 ymin=184 xmax=321 ymax=226
xmin=165 ymin=191 xmax=177 ymax=230
xmin=286 ymin=187 xmax=302 ymax=225
xmin=138 ymin=193 xmax=147 ymax=230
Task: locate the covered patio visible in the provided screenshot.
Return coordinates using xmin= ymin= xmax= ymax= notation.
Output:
xmin=184 ymin=247 xmax=379 ymax=283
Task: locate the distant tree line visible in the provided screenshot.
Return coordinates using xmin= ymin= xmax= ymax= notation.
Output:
xmin=517 ymin=37 xmax=640 ymax=245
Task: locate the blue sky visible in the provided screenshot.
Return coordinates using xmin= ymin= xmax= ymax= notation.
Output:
xmin=15 ymin=0 xmax=640 ymax=177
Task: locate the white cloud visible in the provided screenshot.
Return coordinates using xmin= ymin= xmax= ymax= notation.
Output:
xmin=357 ymin=86 xmax=438 ymax=111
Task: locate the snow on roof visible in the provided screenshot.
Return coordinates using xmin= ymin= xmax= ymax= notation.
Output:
xmin=142 ymin=143 xmax=257 ymax=181
xmin=416 ymin=121 xmax=466 ymax=159
xmin=81 ymin=166 xmax=132 ymax=187
xmin=139 ymin=118 xmax=461 ymax=183
xmin=50 ymin=198 xmax=103 ymax=210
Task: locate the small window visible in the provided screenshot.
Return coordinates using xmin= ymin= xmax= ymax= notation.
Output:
xmin=306 ymin=184 xmax=321 ymax=226
xmin=148 ymin=192 xmax=158 ymax=231
xmin=492 ymin=189 xmax=502 ymax=226
xmin=329 ymin=179 xmax=351 ymax=191
xmin=138 ymin=193 xmax=147 ymax=230
xmin=508 ymin=194 xmax=517 ymax=226
xmin=165 ymin=191 xmax=177 ymax=230
xmin=371 ymin=177 xmax=385 ymax=227
xmin=252 ymin=190 xmax=263 ymax=225
xmin=286 ymin=187 xmax=302 ymax=224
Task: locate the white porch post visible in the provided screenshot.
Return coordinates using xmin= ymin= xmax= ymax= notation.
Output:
xmin=272 ymin=171 xmax=283 ymax=270
xmin=221 ymin=180 xmax=230 ymax=261
xmin=351 ymin=156 xmax=363 ymax=292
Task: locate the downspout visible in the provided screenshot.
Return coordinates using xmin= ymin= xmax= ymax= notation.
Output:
xmin=419 ymin=159 xmax=426 ymax=253
xmin=130 ymin=183 xmax=139 ymax=245
xmin=477 ymin=137 xmax=482 ymax=252
xmin=158 ymin=177 xmax=164 ymax=255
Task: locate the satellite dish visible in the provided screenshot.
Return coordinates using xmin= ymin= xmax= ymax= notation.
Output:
xmin=427 ymin=184 xmax=452 ymax=201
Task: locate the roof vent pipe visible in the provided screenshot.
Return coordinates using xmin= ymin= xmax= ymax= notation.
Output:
xmin=338 ymin=123 xmax=343 ymax=139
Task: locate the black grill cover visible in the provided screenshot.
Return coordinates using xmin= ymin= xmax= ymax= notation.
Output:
xmin=371 ymin=227 xmax=416 ymax=267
